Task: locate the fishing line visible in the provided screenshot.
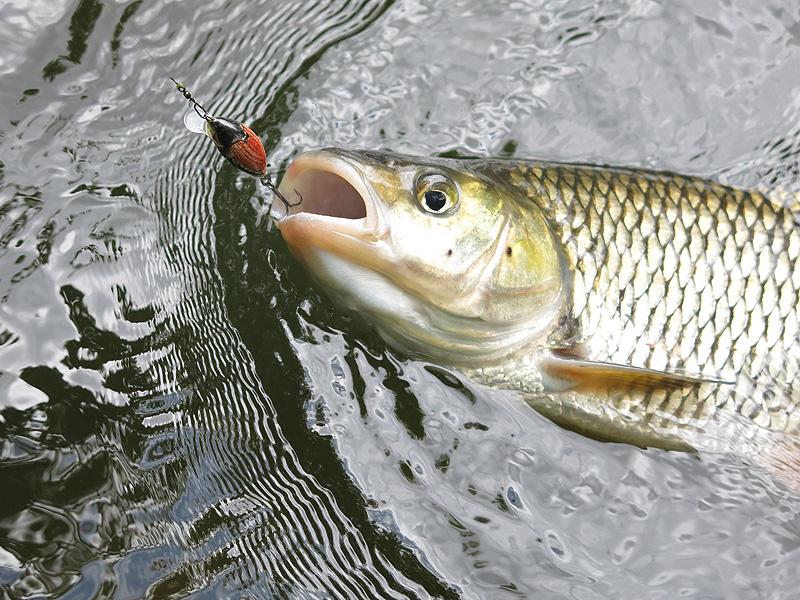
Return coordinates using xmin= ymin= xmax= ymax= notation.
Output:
xmin=101 ymin=0 xmax=299 ymax=209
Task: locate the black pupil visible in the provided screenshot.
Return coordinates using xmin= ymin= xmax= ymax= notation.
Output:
xmin=424 ymin=190 xmax=447 ymax=212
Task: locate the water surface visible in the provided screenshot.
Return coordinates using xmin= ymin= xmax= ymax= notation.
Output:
xmin=1 ymin=0 xmax=800 ymax=598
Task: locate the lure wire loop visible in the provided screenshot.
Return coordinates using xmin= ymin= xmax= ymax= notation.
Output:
xmin=170 ymin=77 xmax=215 ymax=122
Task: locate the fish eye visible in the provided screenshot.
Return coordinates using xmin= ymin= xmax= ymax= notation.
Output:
xmin=416 ymin=173 xmax=459 ymax=215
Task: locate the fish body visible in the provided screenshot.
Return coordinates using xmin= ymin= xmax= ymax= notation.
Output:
xmin=272 ymin=149 xmax=800 ymax=462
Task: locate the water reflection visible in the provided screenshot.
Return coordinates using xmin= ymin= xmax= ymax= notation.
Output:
xmin=290 ymin=324 xmax=800 ymax=598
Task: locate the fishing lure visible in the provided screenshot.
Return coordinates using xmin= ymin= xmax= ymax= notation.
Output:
xmin=174 ymin=80 xmax=298 ymax=209
xmin=104 ymin=1 xmax=298 ymax=209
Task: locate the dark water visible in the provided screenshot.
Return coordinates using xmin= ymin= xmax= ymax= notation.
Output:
xmin=1 ymin=0 xmax=800 ymax=598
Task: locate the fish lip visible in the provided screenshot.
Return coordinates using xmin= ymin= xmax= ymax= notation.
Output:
xmin=271 ymin=149 xmax=384 ymax=239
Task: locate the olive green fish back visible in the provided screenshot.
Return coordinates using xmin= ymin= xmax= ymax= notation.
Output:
xmin=505 ymin=162 xmax=800 ymax=438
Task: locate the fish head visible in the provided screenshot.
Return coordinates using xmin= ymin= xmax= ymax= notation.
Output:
xmin=272 ymin=149 xmax=567 ymax=365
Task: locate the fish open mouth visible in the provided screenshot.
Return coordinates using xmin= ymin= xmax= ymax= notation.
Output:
xmin=271 ymin=150 xmax=376 ymax=227
xmin=280 ymin=167 xmax=367 ymax=219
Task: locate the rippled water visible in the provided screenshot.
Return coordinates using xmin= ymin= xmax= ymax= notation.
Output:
xmin=1 ymin=0 xmax=800 ymax=598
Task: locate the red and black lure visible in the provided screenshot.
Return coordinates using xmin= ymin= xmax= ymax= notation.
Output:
xmin=100 ymin=1 xmax=296 ymax=208
xmin=206 ymin=117 xmax=268 ymax=177
xmin=174 ymin=80 xmax=299 ymax=209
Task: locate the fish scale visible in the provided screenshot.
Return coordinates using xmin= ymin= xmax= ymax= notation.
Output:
xmin=508 ymin=162 xmax=800 ymax=439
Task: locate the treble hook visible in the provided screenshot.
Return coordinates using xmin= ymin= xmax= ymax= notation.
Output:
xmin=260 ymin=174 xmax=302 ymax=210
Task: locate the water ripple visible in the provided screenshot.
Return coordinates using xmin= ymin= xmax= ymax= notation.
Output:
xmin=289 ymin=315 xmax=800 ymax=598
xmin=0 ymin=0 xmax=452 ymax=598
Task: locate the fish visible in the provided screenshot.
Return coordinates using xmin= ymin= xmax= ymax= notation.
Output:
xmin=271 ymin=148 xmax=800 ymax=485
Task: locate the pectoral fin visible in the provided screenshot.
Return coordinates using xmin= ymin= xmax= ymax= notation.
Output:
xmin=540 ymin=350 xmax=732 ymax=395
